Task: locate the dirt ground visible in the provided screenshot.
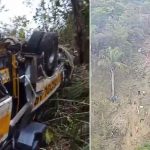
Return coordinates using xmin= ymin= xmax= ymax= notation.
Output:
xmin=91 ymin=41 xmax=150 ymax=150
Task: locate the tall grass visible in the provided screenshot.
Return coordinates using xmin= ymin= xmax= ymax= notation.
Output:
xmin=38 ymin=65 xmax=89 ymax=150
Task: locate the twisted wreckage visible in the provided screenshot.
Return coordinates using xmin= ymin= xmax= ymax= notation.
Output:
xmin=0 ymin=31 xmax=74 ymax=150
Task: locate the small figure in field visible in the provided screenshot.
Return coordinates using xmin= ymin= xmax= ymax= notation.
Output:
xmin=110 ymin=95 xmax=118 ymax=102
xmin=142 ymin=91 xmax=146 ymax=96
xmin=137 ymin=90 xmax=146 ymax=96
xmin=138 ymin=91 xmax=141 ymax=96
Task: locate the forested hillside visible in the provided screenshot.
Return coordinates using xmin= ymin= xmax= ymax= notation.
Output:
xmin=91 ymin=0 xmax=150 ymax=150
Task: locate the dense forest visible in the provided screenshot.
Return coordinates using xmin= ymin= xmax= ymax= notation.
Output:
xmin=91 ymin=0 xmax=150 ymax=150
xmin=92 ymin=0 xmax=150 ymax=68
xmin=0 ymin=0 xmax=89 ymax=149
xmin=0 ymin=0 xmax=89 ymax=64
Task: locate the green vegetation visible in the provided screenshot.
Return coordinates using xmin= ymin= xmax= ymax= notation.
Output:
xmin=37 ymin=65 xmax=89 ymax=149
xmin=91 ymin=0 xmax=150 ymax=149
xmin=91 ymin=0 xmax=150 ymax=99
xmin=138 ymin=144 xmax=150 ymax=150
xmin=98 ymin=47 xmax=127 ymax=99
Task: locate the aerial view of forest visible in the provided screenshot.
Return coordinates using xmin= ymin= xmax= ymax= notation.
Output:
xmin=91 ymin=0 xmax=150 ymax=150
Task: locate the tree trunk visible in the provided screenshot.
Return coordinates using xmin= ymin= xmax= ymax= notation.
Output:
xmin=71 ymin=0 xmax=89 ymax=64
xmin=111 ymin=68 xmax=115 ymax=97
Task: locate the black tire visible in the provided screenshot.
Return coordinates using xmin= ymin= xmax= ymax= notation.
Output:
xmin=24 ymin=31 xmax=45 ymax=54
xmin=39 ymin=32 xmax=58 ymax=76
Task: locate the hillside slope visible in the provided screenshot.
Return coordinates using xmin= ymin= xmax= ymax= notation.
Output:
xmin=91 ymin=38 xmax=150 ymax=150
